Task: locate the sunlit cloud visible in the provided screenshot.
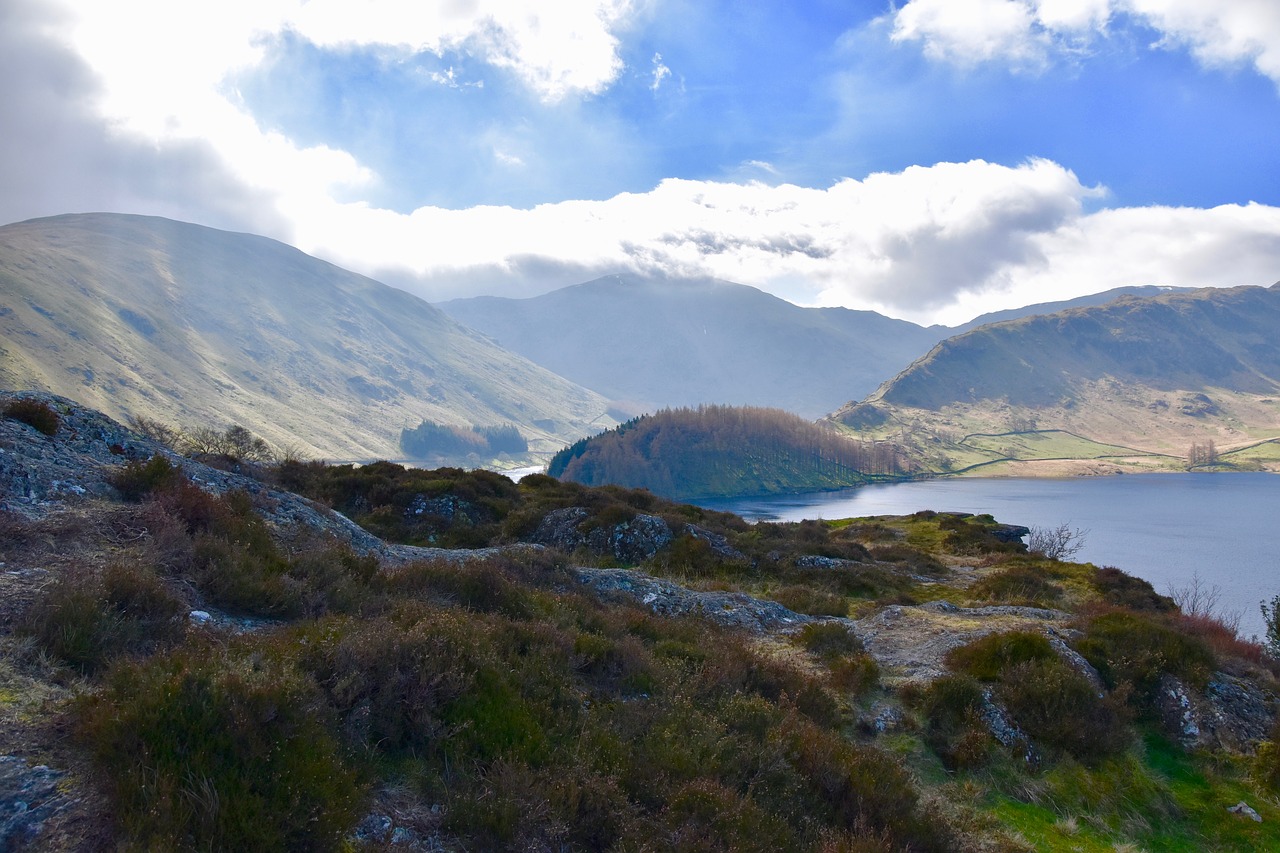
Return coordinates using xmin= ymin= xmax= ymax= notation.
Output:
xmin=890 ymin=0 xmax=1280 ymax=85
xmin=285 ymin=159 xmax=1280 ymax=326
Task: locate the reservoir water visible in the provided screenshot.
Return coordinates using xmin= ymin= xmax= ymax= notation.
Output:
xmin=696 ymin=473 xmax=1280 ymax=641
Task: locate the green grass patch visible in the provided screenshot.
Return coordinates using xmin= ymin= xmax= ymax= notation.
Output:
xmin=962 ymin=430 xmax=1147 ymax=461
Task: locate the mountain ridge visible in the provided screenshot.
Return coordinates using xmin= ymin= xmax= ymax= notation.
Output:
xmin=829 ymin=283 xmax=1280 ymax=475
xmin=0 ymin=212 xmax=614 ymax=460
xmin=439 ymin=273 xmax=942 ymax=418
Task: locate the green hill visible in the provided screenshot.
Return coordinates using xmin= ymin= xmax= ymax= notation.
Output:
xmin=0 ymin=213 xmax=614 ymax=461
xmin=828 ymin=284 xmax=1280 ymax=475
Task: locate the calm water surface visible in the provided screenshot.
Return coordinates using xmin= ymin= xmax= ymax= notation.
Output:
xmin=697 ymin=473 xmax=1280 ymax=640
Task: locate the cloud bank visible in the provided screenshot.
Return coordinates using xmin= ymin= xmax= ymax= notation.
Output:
xmin=3 ymin=0 xmax=1278 ymax=327
xmin=890 ymin=0 xmax=1280 ymax=84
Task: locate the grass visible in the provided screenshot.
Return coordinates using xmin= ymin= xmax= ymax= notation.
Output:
xmin=961 ymin=430 xmax=1150 ymax=462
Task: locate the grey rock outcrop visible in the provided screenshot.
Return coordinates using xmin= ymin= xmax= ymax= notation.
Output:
xmin=576 ymin=567 xmax=818 ymax=634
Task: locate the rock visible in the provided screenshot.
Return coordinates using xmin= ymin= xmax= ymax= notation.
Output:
xmin=863 ymin=703 xmax=906 ymax=734
xmin=1157 ymin=673 xmax=1277 ymax=752
xmin=590 ymin=514 xmax=673 ymax=564
xmin=795 ymin=555 xmax=860 ymax=570
xmin=683 ymin=523 xmax=745 ymax=560
xmin=990 ymin=523 xmax=1031 ymax=544
xmin=576 ymin=567 xmax=818 ymax=635
xmin=1204 ymin=675 xmax=1277 ymax=751
xmin=1228 ymin=801 xmax=1263 ymax=822
xmin=1158 ymin=676 xmax=1202 ymax=747
xmin=404 ymin=494 xmax=485 ymax=524
xmin=530 ymin=507 xmax=589 ymax=551
xmin=0 ymin=756 xmax=67 ymax=850
xmin=532 ymin=508 xmax=673 ymax=564
xmin=189 ymin=610 xmax=213 ymax=624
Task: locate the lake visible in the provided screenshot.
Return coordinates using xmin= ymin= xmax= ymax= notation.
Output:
xmin=696 ymin=473 xmax=1280 ymax=641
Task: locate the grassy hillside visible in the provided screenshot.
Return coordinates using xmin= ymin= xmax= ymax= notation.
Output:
xmin=440 ymin=274 xmax=940 ymax=418
xmin=829 ymin=285 xmax=1280 ymax=475
xmin=4 ymin=394 xmax=1278 ymax=852
xmin=0 ymin=213 xmax=614 ymax=461
xmin=549 ymin=405 xmax=903 ymax=500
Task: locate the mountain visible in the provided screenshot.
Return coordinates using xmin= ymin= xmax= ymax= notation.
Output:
xmin=0 ymin=213 xmax=614 ymax=460
xmin=829 ymin=284 xmax=1280 ymax=475
xmin=439 ymin=274 xmax=941 ymax=418
xmin=945 ymin=285 xmax=1195 ymax=335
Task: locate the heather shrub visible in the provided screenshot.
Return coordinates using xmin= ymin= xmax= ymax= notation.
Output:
xmin=1253 ymin=716 xmax=1280 ymax=793
xmin=829 ymin=654 xmax=880 ymax=696
xmin=798 ymin=621 xmax=865 ymax=660
xmin=996 ymin=659 xmax=1131 ymax=762
xmin=968 ymin=565 xmax=1062 ymax=607
xmin=1074 ymin=611 xmax=1216 ymax=701
xmin=292 ymin=612 xmax=479 ymax=756
xmin=23 ymin=561 xmax=185 ymax=672
xmin=3 ymin=397 xmax=59 ymax=435
xmin=946 ymin=630 xmax=1057 ymax=681
xmin=109 ymin=454 xmax=182 ymax=500
xmin=1092 ymin=566 xmax=1176 ymax=612
xmin=77 ymin=646 xmax=363 ymax=851
xmin=772 ymin=585 xmax=849 ymax=617
xmin=379 ymin=557 xmax=537 ymax=618
xmin=641 ymin=778 xmax=799 ymax=851
xmin=920 ymin=675 xmax=997 ymax=770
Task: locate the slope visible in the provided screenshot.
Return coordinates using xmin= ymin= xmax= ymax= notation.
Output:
xmin=828 ymin=284 xmax=1280 ymax=475
xmin=439 ymin=274 xmax=940 ymax=418
xmin=0 ymin=213 xmax=613 ymax=460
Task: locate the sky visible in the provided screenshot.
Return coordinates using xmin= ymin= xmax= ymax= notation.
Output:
xmin=3 ymin=0 xmax=1280 ymax=326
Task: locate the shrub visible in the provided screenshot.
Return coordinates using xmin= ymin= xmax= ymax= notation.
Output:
xmin=1092 ymin=566 xmax=1176 ymax=612
xmin=23 ymin=561 xmax=186 ymax=673
xmin=109 ymin=454 xmax=182 ymax=501
xmin=1074 ymin=611 xmax=1216 ymax=702
xmin=1253 ymin=716 xmax=1280 ymax=793
xmin=1262 ymin=594 xmax=1280 ymax=660
xmin=996 ymin=659 xmax=1130 ymax=762
xmin=77 ymin=646 xmax=363 ymax=850
xmin=946 ymin=631 xmax=1057 ymax=682
xmin=798 ymin=622 xmax=865 ymax=660
xmin=920 ymin=675 xmax=996 ymax=771
xmin=772 ymin=585 xmax=849 ymax=617
xmin=4 ymin=397 xmax=59 ymax=435
xmin=1026 ymin=523 xmax=1088 ymax=561
xmin=968 ymin=565 xmax=1062 ymax=607
xmin=829 ymin=654 xmax=880 ymax=696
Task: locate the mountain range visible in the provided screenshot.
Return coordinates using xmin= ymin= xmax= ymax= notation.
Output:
xmin=830 ymin=284 xmax=1280 ymax=475
xmin=439 ymin=274 xmax=941 ymax=418
xmin=0 ymin=213 xmax=614 ymax=460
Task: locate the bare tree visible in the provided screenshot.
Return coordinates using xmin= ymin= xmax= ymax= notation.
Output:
xmin=1169 ymin=572 xmax=1242 ymax=634
xmin=129 ymin=414 xmax=182 ymax=450
xmin=1026 ymin=523 xmax=1088 ymax=561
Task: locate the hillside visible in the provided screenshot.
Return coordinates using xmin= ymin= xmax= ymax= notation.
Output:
xmin=439 ymin=275 xmax=940 ymax=418
xmin=829 ymin=284 xmax=1280 ymax=475
xmin=0 ymin=213 xmax=614 ymax=461
xmin=549 ymin=405 xmax=903 ymax=500
xmin=2 ymin=392 xmax=1278 ymax=852
xmin=947 ymin=284 xmax=1195 ymax=335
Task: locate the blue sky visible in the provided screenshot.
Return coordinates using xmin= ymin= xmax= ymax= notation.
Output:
xmin=3 ymin=0 xmax=1280 ymax=324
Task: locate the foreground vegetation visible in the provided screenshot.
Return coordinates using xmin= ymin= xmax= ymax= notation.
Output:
xmin=3 ymin=402 xmax=1278 ymax=851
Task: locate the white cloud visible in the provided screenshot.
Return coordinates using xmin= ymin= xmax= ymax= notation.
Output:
xmin=42 ymin=0 xmax=638 ymax=226
xmin=283 ymin=158 xmax=1279 ymax=327
xmin=890 ymin=0 xmax=1280 ymax=85
xmin=650 ymin=52 xmax=672 ymax=91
